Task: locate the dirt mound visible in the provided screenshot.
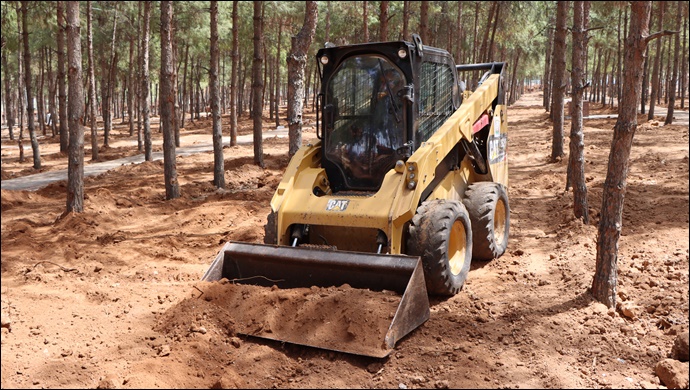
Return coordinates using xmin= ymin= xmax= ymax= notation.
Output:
xmin=184 ymin=280 xmax=402 ymax=357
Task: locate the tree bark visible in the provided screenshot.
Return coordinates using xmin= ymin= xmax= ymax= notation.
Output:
xmin=141 ymin=1 xmax=152 ymax=161
xmin=3 ymin=50 xmax=15 ymax=140
xmin=251 ymin=1 xmax=264 ymax=167
xmin=286 ymin=1 xmax=318 ymax=157
xmin=379 ymin=1 xmax=389 ymax=42
xmin=103 ymin=6 xmax=118 ymax=148
xmin=128 ymin=33 xmax=135 ymax=136
xmin=160 ymin=0 xmax=179 ymax=200
xmin=420 ymin=1 xmax=429 ymax=44
xmin=647 ymin=2 xmax=664 ymax=120
xmin=210 ymin=0 xmax=225 ymax=189
xmin=87 ymin=1 xmax=98 ymax=161
xmin=568 ymin=0 xmax=590 ymax=223
xmin=550 ymin=0 xmax=568 ymax=161
xmin=664 ymin=1 xmax=682 ymax=125
xmin=592 ymin=1 xmax=652 ymax=308
xmin=275 ymin=18 xmax=283 ymax=128
xmin=230 ymin=0 xmax=239 ymax=146
xmin=403 ymin=1 xmax=410 ymax=41
xmin=362 ymin=1 xmax=369 ymax=43
xmin=57 ymin=1 xmax=68 ymax=153
xmin=21 ymin=0 xmax=40 ymax=169
xmin=66 ymin=0 xmax=84 ymax=213
xmin=544 ymin=21 xmax=554 ymax=110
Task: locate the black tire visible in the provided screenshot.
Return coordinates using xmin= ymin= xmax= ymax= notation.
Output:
xmin=407 ymin=199 xmax=473 ymax=296
xmin=463 ymin=182 xmax=510 ymax=261
xmin=263 ymin=210 xmax=277 ymax=244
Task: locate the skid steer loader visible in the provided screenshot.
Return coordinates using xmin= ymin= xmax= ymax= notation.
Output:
xmin=203 ymin=34 xmax=509 ymax=358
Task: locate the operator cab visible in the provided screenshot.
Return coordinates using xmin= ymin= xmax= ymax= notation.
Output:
xmin=317 ymin=36 xmax=461 ymax=193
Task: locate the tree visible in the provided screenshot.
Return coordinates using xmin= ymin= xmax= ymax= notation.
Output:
xmin=568 ymin=1 xmax=590 ymax=223
xmin=592 ymin=1 xmax=652 ymax=308
xmin=57 ymin=1 xmax=68 ymax=153
xmin=550 ymin=1 xmax=568 ymax=162
xmin=229 ymin=0 xmax=239 ymax=146
xmin=21 ymin=0 xmax=40 ymax=169
xmin=160 ymin=0 xmax=180 ymax=200
xmin=3 ymin=46 xmax=15 ymax=141
xmin=286 ymin=1 xmax=318 ymax=157
xmin=362 ymin=1 xmax=369 ymax=43
xmin=664 ymin=1 xmax=682 ymax=125
xmin=210 ymin=0 xmax=225 ymax=189
xmin=647 ymin=2 xmax=664 ymax=121
xmin=379 ymin=1 xmax=389 ymax=42
xmin=66 ymin=0 xmax=84 ymax=213
xmin=140 ymin=1 xmax=152 ymax=161
xmin=87 ymin=1 xmax=98 ymax=161
xmin=251 ymin=1 xmax=264 ymax=167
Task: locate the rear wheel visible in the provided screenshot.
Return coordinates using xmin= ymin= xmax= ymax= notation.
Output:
xmin=407 ymin=200 xmax=473 ymax=296
xmin=463 ymin=182 xmax=510 ymax=261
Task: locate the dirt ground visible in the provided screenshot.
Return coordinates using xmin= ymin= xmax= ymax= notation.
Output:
xmin=1 ymin=93 xmax=688 ymax=389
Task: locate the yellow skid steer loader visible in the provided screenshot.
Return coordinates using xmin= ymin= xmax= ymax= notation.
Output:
xmin=203 ymin=34 xmax=509 ymax=358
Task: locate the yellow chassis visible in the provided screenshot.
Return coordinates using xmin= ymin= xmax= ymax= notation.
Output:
xmin=270 ymin=74 xmax=508 ymax=254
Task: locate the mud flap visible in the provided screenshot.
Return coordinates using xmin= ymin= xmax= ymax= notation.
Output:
xmin=202 ymin=241 xmax=430 ymax=358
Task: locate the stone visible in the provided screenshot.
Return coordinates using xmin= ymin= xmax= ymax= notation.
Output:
xmin=655 ymin=359 xmax=689 ymax=389
xmin=671 ymin=332 xmax=689 ymax=362
xmin=158 ymin=344 xmax=171 ymax=357
xmin=97 ymin=375 xmax=120 ymax=389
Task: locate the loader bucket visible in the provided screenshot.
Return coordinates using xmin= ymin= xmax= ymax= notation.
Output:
xmin=201 ymin=241 xmax=430 ymax=358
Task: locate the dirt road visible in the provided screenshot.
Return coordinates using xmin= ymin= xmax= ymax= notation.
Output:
xmin=1 ymin=93 xmax=688 ymax=388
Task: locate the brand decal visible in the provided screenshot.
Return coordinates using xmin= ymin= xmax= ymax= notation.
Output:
xmin=326 ymin=199 xmax=350 ymax=212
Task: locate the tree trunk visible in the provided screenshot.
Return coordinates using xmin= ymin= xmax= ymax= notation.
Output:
xmin=230 ymin=0 xmax=239 ymax=146
xmin=136 ymin=0 xmax=142 ymax=151
xmin=664 ymin=1 xmax=682 ymax=125
xmin=210 ymin=0 xmax=225 ymax=189
xmin=544 ymin=22 xmax=554 ymax=110
xmin=57 ymin=1 xmax=68 ymax=153
xmin=286 ymin=1 xmax=318 ymax=157
xmin=66 ymin=0 xmax=84 ymax=213
xmin=568 ymin=0 xmax=589 ymax=223
xmin=593 ymin=1 xmax=652 ymax=308
xmin=455 ymin=2 xmax=463 ymax=64
xmin=420 ymin=1 xmax=429 ymax=44
xmin=402 ymin=1 xmax=410 ymax=41
xmin=87 ymin=1 xmax=98 ymax=161
xmin=550 ymin=0 xmax=568 ymax=161
xmin=362 ymin=1 xmax=369 ymax=43
xmin=38 ymin=48 xmax=46 ymax=136
xmin=379 ymin=1 xmax=389 ymax=42
xmin=21 ymin=0 xmax=40 ymax=169
xmin=3 ymin=50 xmax=15 ymax=140
xmin=160 ymin=1 xmax=180 ymax=200
xmin=252 ymin=1 xmax=264 ymax=167
xmin=488 ymin=2 xmax=501 ymax=62
xmin=141 ymin=1 xmax=152 ymax=161
xmin=275 ymin=18 xmax=283 ymax=128
xmin=128 ymin=33 xmax=135 ymax=136
xmin=647 ymin=2 xmax=664 ymax=120
xmin=480 ymin=2 xmax=497 ymax=63
xmin=103 ymin=7 xmax=118 ymax=148
xmin=180 ymin=44 xmax=189 ymax=129
xmin=681 ymin=9 xmax=688 ymax=109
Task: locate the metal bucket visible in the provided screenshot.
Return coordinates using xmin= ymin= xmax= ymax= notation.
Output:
xmin=202 ymin=241 xmax=430 ymax=358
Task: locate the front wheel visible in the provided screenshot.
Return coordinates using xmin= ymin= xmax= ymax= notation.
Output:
xmin=463 ymin=182 xmax=510 ymax=261
xmin=407 ymin=200 xmax=473 ymax=296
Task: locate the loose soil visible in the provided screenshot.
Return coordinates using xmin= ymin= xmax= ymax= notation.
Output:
xmin=1 ymin=94 xmax=688 ymax=389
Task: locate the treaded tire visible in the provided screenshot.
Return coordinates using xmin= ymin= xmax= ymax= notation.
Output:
xmin=263 ymin=210 xmax=277 ymax=244
xmin=463 ymin=182 xmax=510 ymax=261
xmin=407 ymin=199 xmax=473 ymax=296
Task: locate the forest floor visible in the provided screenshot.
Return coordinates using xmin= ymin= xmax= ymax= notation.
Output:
xmin=1 ymin=93 xmax=688 ymax=389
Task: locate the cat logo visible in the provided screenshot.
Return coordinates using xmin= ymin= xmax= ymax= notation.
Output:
xmin=326 ymin=199 xmax=349 ymax=212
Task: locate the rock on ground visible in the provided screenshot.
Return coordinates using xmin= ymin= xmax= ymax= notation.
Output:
xmin=655 ymin=359 xmax=689 ymax=389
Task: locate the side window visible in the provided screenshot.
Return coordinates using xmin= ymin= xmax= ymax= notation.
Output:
xmin=417 ymin=61 xmax=456 ymax=146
